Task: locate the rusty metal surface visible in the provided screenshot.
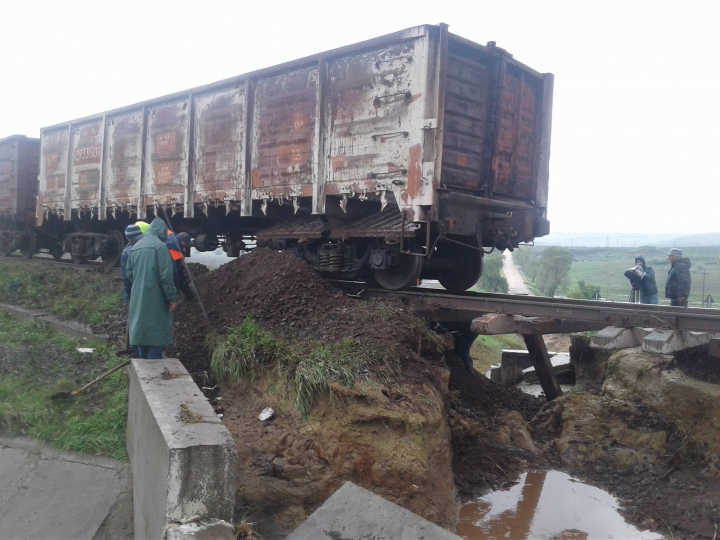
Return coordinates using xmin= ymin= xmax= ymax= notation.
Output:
xmin=38 ymin=128 xmax=70 ymax=220
xmin=0 ymin=135 xmax=39 ymax=222
xmin=104 ymin=110 xmax=144 ymax=213
xmin=145 ymin=99 xmax=189 ymax=210
xmin=34 ymin=24 xmax=553 ymax=244
xmin=256 ymin=216 xmax=327 ymax=241
xmin=330 ymin=210 xmax=417 ymax=240
xmin=194 ymin=85 xmax=245 ymax=205
xmin=69 ymin=120 xmax=104 ymax=212
xmin=334 ymin=282 xmax=720 ymax=334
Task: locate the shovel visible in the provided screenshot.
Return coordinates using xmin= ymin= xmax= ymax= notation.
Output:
xmin=50 ymin=359 xmax=132 ymax=400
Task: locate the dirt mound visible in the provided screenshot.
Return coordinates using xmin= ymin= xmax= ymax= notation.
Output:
xmin=169 ymin=249 xmax=346 ymax=373
xmin=185 ymin=262 xmax=210 ymax=279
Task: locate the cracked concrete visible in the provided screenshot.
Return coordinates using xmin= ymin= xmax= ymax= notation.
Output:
xmin=0 ymin=437 xmax=132 ymax=540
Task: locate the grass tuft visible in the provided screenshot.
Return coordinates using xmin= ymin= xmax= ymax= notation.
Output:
xmin=207 ymin=315 xmax=406 ymax=417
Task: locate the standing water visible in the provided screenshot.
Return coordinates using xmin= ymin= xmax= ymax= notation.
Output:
xmin=456 ymin=471 xmax=663 ymax=540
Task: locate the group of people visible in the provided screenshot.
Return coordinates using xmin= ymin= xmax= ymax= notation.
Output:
xmin=624 ymin=248 xmax=692 ymax=306
xmin=120 ymin=218 xmax=192 ymax=359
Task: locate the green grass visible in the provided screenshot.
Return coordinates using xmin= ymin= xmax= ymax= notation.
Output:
xmin=0 ymin=260 xmax=122 ymax=325
xmin=208 ymin=307 xmax=444 ymax=417
xmin=470 ymin=334 xmax=526 ymax=374
xmin=0 ymin=314 xmax=128 ymax=459
xmin=567 ymin=246 xmax=720 ymax=306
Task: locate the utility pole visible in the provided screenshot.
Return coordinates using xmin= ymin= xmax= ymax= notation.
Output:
xmin=701 ymin=271 xmax=710 ymax=307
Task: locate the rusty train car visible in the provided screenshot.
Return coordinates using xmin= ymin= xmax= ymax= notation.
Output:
xmin=15 ymin=24 xmax=554 ymax=290
xmin=0 ymin=135 xmax=41 ymax=257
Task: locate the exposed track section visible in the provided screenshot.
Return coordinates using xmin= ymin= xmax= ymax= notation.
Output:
xmin=1 ymin=254 xmax=120 ymax=273
xmin=334 ymin=282 xmax=720 ymax=334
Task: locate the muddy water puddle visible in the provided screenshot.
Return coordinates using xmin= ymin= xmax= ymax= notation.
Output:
xmin=456 ymin=471 xmax=663 ymax=540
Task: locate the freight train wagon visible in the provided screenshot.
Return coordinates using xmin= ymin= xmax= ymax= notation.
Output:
xmin=0 ymin=135 xmax=42 ymax=257
xmin=32 ymin=23 xmax=553 ymax=290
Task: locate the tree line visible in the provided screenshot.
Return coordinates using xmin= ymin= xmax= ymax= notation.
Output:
xmin=513 ymin=246 xmax=574 ymax=297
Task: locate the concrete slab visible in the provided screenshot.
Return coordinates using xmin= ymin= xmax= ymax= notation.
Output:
xmin=642 ymin=330 xmax=718 ymax=354
xmin=127 ymin=359 xmax=237 ymax=540
xmin=590 ymin=326 xmax=641 ymax=350
xmin=0 ymin=437 xmax=131 ymax=540
xmin=287 ymin=482 xmax=462 ymax=540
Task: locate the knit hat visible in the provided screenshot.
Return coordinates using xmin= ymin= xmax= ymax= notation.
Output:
xmin=668 ymin=248 xmax=683 ymax=257
xmin=177 ymin=232 xmax=191 ymax=246
xmin=135 ymin=221 xmax=150 ymax=235
xmin=125 ymin=224 xmax=143 ymax=242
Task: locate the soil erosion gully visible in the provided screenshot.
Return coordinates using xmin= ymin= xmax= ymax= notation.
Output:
xmin=335 ymin=282 xmax=720 ymax=401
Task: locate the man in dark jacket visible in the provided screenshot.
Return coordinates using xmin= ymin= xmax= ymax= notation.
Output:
xmin=665 ymin=248 xmax=691 ymax=307
xmin=126 ymin=218 xmax=178 ymax=359
xmin=624 ymin=255 xmax=659 ymax=304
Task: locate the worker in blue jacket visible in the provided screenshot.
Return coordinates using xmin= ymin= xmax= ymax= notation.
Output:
xmin=624 ymin=255 xmax=659 ymax=304
xmin=121 ymin=223 xmax=145 ymax=304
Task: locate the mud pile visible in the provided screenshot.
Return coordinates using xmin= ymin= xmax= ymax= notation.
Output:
xmin=169 ymin=249 xmax=347 ymax=373
xmin=165 ymin=249 xmax=545 ymax=530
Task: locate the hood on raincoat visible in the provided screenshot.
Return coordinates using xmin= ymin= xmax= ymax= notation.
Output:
xmin=145 ymin=218 xmax=168 ymax=242
xmin=634 ymin=255 xmax=646 ymax=268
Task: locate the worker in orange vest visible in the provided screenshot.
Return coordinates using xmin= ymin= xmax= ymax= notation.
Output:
xmin=166 ymin=231 xmax=193 ymax=300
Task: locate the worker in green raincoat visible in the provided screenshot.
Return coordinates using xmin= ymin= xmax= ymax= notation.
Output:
xmin=126 ymin=218 xmax=178 ymax=359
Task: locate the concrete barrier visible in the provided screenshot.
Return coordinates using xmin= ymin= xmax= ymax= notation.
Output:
xmin=0 ymin=303 xmax=108 ymax=344
xmin=127 ymin=359 xmax=237 ymax=540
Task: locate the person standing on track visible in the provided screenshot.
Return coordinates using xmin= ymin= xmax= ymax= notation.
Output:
xmin=665 ymin=248 xmax=692 ymax=307
xmin=125 ymin=218 xmax=178 ymax=359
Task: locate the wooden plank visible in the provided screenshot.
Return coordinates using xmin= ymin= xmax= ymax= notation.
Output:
xmin=522 ymin=334 xmax=563 ymax=401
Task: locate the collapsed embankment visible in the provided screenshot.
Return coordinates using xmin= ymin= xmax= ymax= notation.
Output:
xmin=164 ymin=249 xmax=545 ymax=531
xmin=532 ymin=336 xmax=720 ymax=538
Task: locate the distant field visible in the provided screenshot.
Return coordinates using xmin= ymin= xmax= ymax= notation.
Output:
xmin=567 ymin=246 xmax=720 ymax=307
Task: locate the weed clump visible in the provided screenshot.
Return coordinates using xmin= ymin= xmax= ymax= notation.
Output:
xmin=208 ymin=314 xmax=410 ymax=417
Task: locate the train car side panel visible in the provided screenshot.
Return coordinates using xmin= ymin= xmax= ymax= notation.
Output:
xmin=324 ymin=36 xmax=432 ymax=209
xmin=193 ymin=85 xmax=246 ymax=206
xmin=69 ymin=120 xmax=104 ymax=213
xmin=145 ymin=100 xmax=190 ymax=212
xmin=104 ymin=110 xmax=144 ymax=214
xmin=250 ymin=66 xmax=318 ymax=201
xmin=37 ymin=128 xmax=70 ymax=222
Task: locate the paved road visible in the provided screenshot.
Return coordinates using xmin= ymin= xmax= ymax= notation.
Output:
xmin=0 ymin=437 xmax=132 ymax=540
xmin=502 ymin=251 xmax=531 ymax=295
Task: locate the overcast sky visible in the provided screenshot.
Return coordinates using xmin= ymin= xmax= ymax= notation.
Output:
xmin=2 ymin=0 xmax=718 ymax=235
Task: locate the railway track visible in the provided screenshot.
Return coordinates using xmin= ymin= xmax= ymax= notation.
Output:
xmin=333 ymin=281 xmax=720 ymax=334
xmin=1 ymin=254 xmax=121 ymax=273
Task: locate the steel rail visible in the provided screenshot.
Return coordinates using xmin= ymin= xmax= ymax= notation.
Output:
xmin=333 ymin=282 xmax=720 ymax=334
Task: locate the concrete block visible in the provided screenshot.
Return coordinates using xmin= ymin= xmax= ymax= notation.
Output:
xmin=489 ymin=363 xmax=501 ymax=382
xmin=166 ymin=519 xmax=234 ymax=540
xmin=127 ymin=359 xmax=237 ymax=540
xmin=287 ymin=482 xmax=462 ymax=540
xmin=642 ymin=330 xmax=718 ymax=354
xmin=522 ymin=353 xmax=572 ymax=383
xmin=589 ymin=326 xmax=641 ymax=350
xmin=500 ymin=349 xmax=535 ymax=385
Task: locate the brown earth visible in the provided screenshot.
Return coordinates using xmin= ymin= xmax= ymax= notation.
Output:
xmin=162 ymin=250 xmax=547 ymax=531
xmin=534 ymin=345 xmax=720 ymax=539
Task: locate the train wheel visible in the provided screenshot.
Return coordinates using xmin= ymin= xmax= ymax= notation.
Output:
xmin=438 ymin=246 xmax=483 ymax=293
xmin=18 ymin=228 xmax=36 ymax=259
xmin=71 ymin=255 xmax=88 ymax=265
xmin=49 ymin=246 xmax=64 ymax=261
xmin=372 ymin=242 xmax=423 ymax=291
xmin=101 ymin=230 xmax=125 ymax=268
